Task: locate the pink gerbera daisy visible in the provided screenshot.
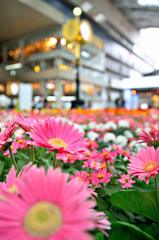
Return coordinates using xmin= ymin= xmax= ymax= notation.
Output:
xmin=91 ymin=169 xmax=112 ymax=186
xmin=0 ymin=166 xmax=17 ymax=196
xmin=128 ymin=146 xmax=159 ymax=183
xmin=0 ymin=121 xmax=16 ymax=151
xmin=94 ymin=211 xmax=111 ymax=236
xmin=118 ymin=174 xmax=135 ymax=189
xmin=139 ymin=125 xmax=159 ymax=147
xmin=0 ymin=166 xmax=103 ymax=240
xmin=15 ymin=116 xmax=36 ymax=132
xmin=30 ymin=117 xmax=85 ymax=153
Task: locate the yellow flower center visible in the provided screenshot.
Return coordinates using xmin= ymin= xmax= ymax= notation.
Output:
xmin=67 ymin=154 xmax=71 ymax=160
xmin=87 ymin=173 xmax=91 ymax=177
xmin=48 ymin=138 xmax=67 ymax=149
xmin=103 ymin=152 xmax=109 ymax=157
xmin=24 ymin=202 xmax=62 ymax=237
xmin=144 ymin=160 xmax=158 ymax=172
xmin=8 ymin=184 xmax=18 ymax=194
xmin=18 ymin=139 xmax=23 ymax=144
xmin=97 ymin=173 xmax=104 ymax=179
xmin=125 ymin=178 xmax=129 ymax=183
xmin=101 ymin=163 xmax=106 ymax=169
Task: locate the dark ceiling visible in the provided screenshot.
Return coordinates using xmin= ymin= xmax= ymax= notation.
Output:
xmin=0 ymin=0 xmax=56 ymax=43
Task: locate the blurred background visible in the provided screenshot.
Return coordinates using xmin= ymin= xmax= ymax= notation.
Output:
xmin=0 ymin=0 xmax=159 ymax=110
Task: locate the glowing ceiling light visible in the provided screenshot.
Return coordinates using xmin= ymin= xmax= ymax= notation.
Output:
xmin=33 ymin=65 xmax=40 ymax=73
xmin=49 ymin=37 xmax=57 ymax=45
xmin=81 ymin=1 xmax=93 ymax=12
xmin=5 ymin=63 xmax=22 ymax=70
xmin=73 ymin=7 xmax=82 ymax=16
xmin=46 ymin=82 xmax=55 ymax=89
xmin=60 ymin=38 xmax=66 ymax=46
xmin=81 ymin=50 xmax=90 ymax=58
xmin=67 ymin=43 xmax=73 ymax=49
xmin=94 ymin=13 xmax=106 ymax=23
xmin=80 ymin=20 xmax=93 ymax=42
xmin=11 ymin=83 xmax=19 ymax=95
xmin=10 ymin=70 xmax=16 ymax=76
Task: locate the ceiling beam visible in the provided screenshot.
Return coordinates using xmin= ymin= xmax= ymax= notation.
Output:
xmin=112 ymin=0 xmax=138 ymax=8
xmin=17 ymin=0 xmax=66 ymax=24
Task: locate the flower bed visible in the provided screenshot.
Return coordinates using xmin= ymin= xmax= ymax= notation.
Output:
xmin=0 ymin=109 xmax=158 ymax=239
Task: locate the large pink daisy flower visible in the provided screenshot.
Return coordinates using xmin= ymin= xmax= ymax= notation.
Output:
xmin=0 ymin=167 xmax=102 ymax=240
xmin=30 ymin=117 xmax=85 ymax=153
xmin=128 ymin=146 xmax=159 ymax=183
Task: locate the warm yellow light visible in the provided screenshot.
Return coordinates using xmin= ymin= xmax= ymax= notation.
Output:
xmin=60 ymin=38 xmax=66 ymax=46
xmin=9 ymin=50 xmax=14 ymax=56
xmin=152 ymin=94 xmax=158 ymax=102
xmin=49 ymin=37 xmax=57 ymax=46
xmin=67 ymin=43 xmax=73 ymax=50
xmin=131 ymin=89 xmax=137 ymax=95
xmin=58 ymin=64 xmax=71 ymax=71
xmin=73 ymin=7 xmax=82 ymax=16
xmin=32 ymin=83 xmax=40 ymax=90
xmin=0 ymin=84 xmax=4 ymax=92
xmin=46 ymin=82 xmax=55 ymax=89
xmin=34 ymin=65 xmax=40 ymax=73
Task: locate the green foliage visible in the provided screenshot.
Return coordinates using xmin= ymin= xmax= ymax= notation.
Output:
xmin=109 ymin=221 xmax=156 ymax=240
xmin=110 ymin=190 xmax=159 ymax=222
xmin=94 ymin=232 xmax=105 ymax=240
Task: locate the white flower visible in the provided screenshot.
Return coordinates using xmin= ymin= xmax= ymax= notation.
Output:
xmin=144 ymin=127 xmax=150 ymax=132
xmin=124 ymin=130 xmax=133 ymax=139
xmin=87 ymin=131 xmax=99 ymax=141
xmin=118 ymin=120 xmax=130 ymax=128
xmin=103 ymin=132 xmax=116 ymax=143
xmin=14 ymin=128 xmax=25 ymax=138
xmin=135 ymin=128 xmax=142 ymax=135
xmin=144 ymin=122 xmax=150 ymax=127
xmin=81 ymin=124 xmax=88 ymax=131
xmin=116 ymin=135 xmax=128 ymax=147
xmin=73 ymin=123 xmax=84 ymax=133
xmin=88 ymin=121 xmax=97 ymax=130
xmin=104 ymin=121 xmax=117 ymax=130
xmin=129 ymin=140 xmax=146 ymax=153
xmin=95 ymin=123 xmax=105 ymax=131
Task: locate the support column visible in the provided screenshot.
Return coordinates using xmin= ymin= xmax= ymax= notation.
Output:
xmin=54 ymin=79 xmax=63 ymax=109
xmin=2 ymin=45 xmax=7 ymax=64
xmin=19 ymin=40 xmax=24 ymax=63
xmin=54 ymin=58 xmax=63 ymax=108
xmin=40 ymin=80 xmax=47 ymax=98
xmin=54 ymin=58 xmax=63 ymax=68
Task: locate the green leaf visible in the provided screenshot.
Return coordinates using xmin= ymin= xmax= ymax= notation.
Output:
xmin=112 ymin=221 xmax=155 ymax=240
xmin=94 ymin=232 xmax=105 ymax=240
xmin=96 ymin=188 xmax=107 ymax=197
xmin=109 ymin=229 xmax=136 ymax=240
xmin=109 ymin=221 xmax=156 ymax=240
xmin=110 ymin=190 xmax=159 ymax=222
xmin=96 ymin=197 xmax=108 ymax=212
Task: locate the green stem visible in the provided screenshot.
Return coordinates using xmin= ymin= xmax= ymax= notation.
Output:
xmin=154 ymin=177 xmax=159 ymax=213
xmin=9 ymin=147 xmax=18 ymax=171
xmin=31 ymin=145 xmax=35 ymax=163
xmin=53 ymin=151 xmax=57 ymax=168
xmin=105 ymin=160 xmax=110 ymax=172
